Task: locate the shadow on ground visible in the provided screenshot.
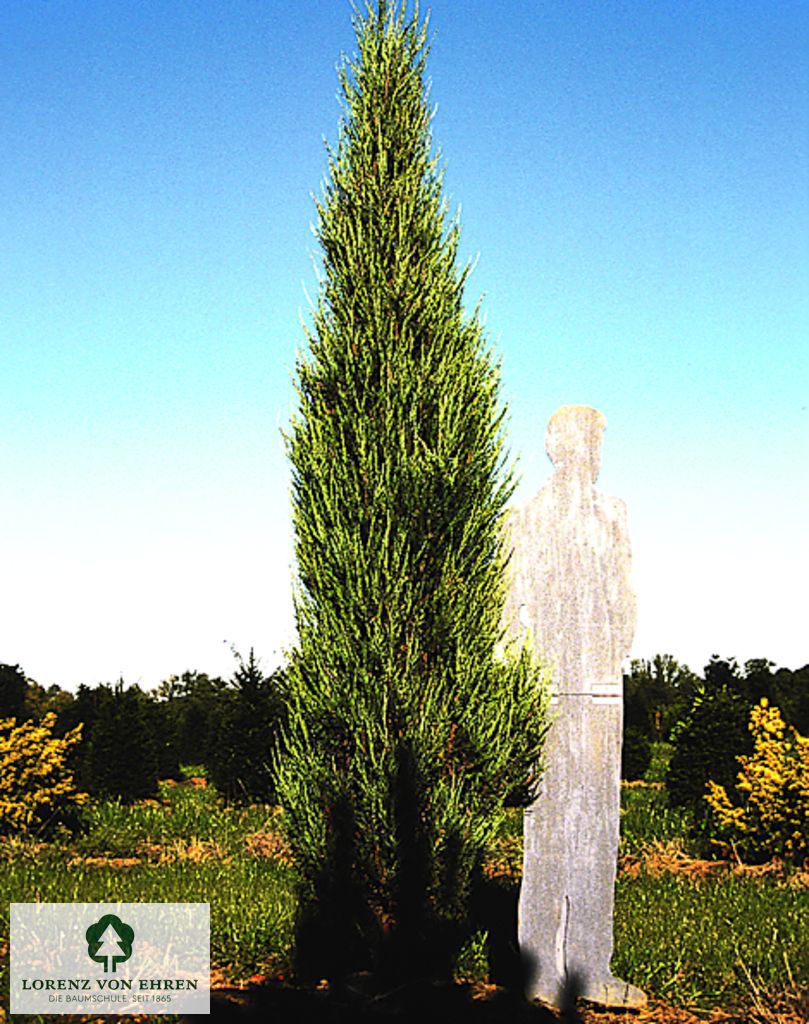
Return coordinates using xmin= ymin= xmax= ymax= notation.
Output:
xmin=187 ymin=878 xmax=593 ymax=1022
xmin=191 ymin=977 xmax=582 ymax=1024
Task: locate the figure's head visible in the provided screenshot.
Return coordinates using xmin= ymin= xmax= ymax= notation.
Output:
xmin=545 ymin=405 xmax=606 ymax=482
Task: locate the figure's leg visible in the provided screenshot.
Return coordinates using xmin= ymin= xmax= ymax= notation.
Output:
xmin=518 ymin=702 xmax=570 ymax=1007
xmin=565 ymin=699 xmax=646 ymax=1009
xmin=519 ymin=697 xmax=646 ymax=1010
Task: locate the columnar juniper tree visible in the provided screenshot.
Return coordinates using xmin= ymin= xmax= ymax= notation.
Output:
xmin=278 ymin=0 xmax=549 ymax=984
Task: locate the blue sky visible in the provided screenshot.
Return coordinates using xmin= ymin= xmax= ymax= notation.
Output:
xmin=2 ymin=0 xmax=807 ymax=691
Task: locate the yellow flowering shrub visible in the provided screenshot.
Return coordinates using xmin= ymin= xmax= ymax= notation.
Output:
xmin=0 ymin=713 xmax=88 ymax=834
xmin=705 ymin=699 xmax=809 ymax=863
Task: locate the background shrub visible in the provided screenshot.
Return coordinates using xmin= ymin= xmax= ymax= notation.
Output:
xmin=706 ymin=699 xmax=809 ymax=863
xmin=0 ymin=712 xmax=87 ymax=834
xmin=152 ymin=670 xmax=229 ymax=768
xmin=207 ymin=649 xmax=285 ymax=804
xmin=624 ymin=654 xmax=699 ymax=745
xmin=621 ymin=725 xmax=652 ymax=781
xmin=0 ymin=664 xmax=28 ymax=721
xmin=59 ymin=681 xmax=176 ymax=801
xmin=667 ymin=683 xmax=751 ymax=825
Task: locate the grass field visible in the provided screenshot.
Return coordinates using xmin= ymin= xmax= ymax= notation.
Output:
xmin=1 ymin=770 xmax=807 ymax=1023
xmin=615 ymin=785 xmax=807 ymax=1014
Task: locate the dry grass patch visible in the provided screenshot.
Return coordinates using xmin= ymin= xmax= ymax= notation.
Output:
xmin=620 ymin=840 xmax=809 ymax=886
xmin=244 ymin=828 xmax=294 ymax=866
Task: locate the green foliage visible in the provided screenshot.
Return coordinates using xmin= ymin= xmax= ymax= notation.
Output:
xmin=743 ymin=658 xmax=809 ymax=737
xmin=623 ymin=654 xmax=698 ymax=744
xmin=667 ymin=683 xmax=751 ymax=824
xmin=153 ymin=670 xmax=229 ymax=767
xmin=619 ymin=782 xmax=695 ymax=858
xmin=279 ymin=0 xmax=549 ymax=983
xmin=0 ymin=663 xmax=28 ymax=720
xmin=624 ymin=654 xmax=809 ymax=762
xmin=60 ymin=681 xmax=177 ymax=802
xmin=706 ymin=699 xmax=809 ymax=864
xmin=644 ymin=740 xmax=674 ymax=784
xmin=22 ymin=679 xmax=74 ymax=721
xmin=621 ymin=725 xmax=652 ymax=781
xmin=153 ymin=657 xmax=285 ymax=804
xmin=206 ymin=649 xmax=286 ymax=805
xmin=699 ymin=655 xmax=809 ymax=737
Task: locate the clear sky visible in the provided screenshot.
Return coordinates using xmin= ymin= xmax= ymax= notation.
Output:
xmin=2 ymin=1 xmax=807 ymax=691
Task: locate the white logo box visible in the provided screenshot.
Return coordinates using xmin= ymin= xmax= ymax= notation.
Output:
xmin=10 ymin=902 xmax=210 ymax=1015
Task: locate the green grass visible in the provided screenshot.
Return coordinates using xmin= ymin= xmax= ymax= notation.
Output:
xmin=0 ymin=848 xmax=296 ymax=1024
xmin=2 ymin=771 xmax=807 ymax=1019
xmin=619 ymin=782 xmax=696 ymax=856
xmin=615 ymin=776 xmax=809 ymax=1010
xmin=488 ymin=782 xmax=809 ymax=1011
xmin=73 ymin=780 xmax=279 ymax=856
xmin=0 ymin=778 xmax=297 ymax=1022
xmin=614 ymin=872 xmax=808 ymax=1011
xmin=0 ymin=847 xmax=295 ymax=975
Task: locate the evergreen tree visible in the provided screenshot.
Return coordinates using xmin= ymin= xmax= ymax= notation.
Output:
xmin=153 ymin=670 xmax=229 ymax=769
xmin=771 ymin=663 xmax=809 ymax=736
xmin=621 ymin=725 xmax=652 ymax=781
xmin=0 ymin=664 xmax=28 ymax=721
xmin=668 ymin=683 xmax=752 ymax=821
xmin=23 ymin=680 xmax=74 ymax=722
xmin=207 ymin=648 xmax=285 ymax=804
xmin=277 ymin=1 xmax=549 ymax=985
xmin=64 ymin=682 xmax=166 ymax=801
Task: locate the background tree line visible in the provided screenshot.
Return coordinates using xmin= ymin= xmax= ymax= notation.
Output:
xmin=622 ymin=653 xmax=809 ymax=822
xmin=3 ymin=651 xmax=806 ymax=813
xmin=0 ymin=651 xmax=285 ymax=805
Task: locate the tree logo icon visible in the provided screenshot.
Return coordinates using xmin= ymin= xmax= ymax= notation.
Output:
xmin=85 ymin=914 xmax=134 ymax=973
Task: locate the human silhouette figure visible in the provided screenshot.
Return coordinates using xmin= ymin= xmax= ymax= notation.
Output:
xmin=504 ymin=405 xmax=646 ymax=1010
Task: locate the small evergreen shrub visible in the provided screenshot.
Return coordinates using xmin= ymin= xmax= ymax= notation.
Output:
xmin=705 ymin=699 xmax=809 ymax=863
xmin=62 ymin=682 xmax=170 ymax=801
xmin=207 ymin=651 xmax=285 ymax=805
xmin=667 ymin=684 xmax=751 ymax=823
xmin=0 ymin=663 xmax=28 ymax=720
xmin=621 ymin=725 xmax=652 ymax=781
